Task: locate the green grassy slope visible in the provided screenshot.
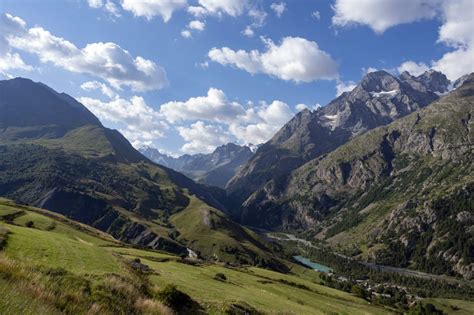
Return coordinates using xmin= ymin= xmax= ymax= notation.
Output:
xmin=0 ymin=199 xmax=397 ymax=314
xmin=0 ymin=77 xmax=280 ymax=268
xmin=171 ymin=195 xmax=286 ymax=270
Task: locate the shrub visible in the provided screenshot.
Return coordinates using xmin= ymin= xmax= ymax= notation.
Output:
xmin=157 ymin=284 xmax=194 ymax=311
xmin=214 ymin=272 xmax=227 ymax=281
xmin=408 ymin=302 xmax=444 ymax=314
xmin=351 ymin=285 xmax=367 ymax=299
xmin=25 ymin=221 xmax=34 ymax=228
xmin=0 ymin=226 xmax=10 ymax=250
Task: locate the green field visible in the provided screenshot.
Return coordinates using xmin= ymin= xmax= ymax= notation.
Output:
xmin=0 ymin=199 xmax=472 ymax=314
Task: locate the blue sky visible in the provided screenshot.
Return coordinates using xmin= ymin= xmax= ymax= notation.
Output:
xmin=1 ymin=0 xmax=473 ymax=155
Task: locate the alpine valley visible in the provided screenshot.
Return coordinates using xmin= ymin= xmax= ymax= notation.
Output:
xmin=0 ymin=70 xmax=473 ymax=315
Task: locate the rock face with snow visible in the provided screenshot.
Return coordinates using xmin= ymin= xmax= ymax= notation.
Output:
xmin=399 ymin=70 xmax=451 ymax=94
xmin=227 ymin=70 xmax=440 ymax=206
xmin=140 ymin=143 xmax=254 ymax=188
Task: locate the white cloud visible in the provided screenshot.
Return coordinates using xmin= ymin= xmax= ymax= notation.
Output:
xmin=187 ymin=5 xmax=208 ymax=17
xmin=242 ymin=26 xmax=255 ymax=37
xmin=363 ymin=67 xmax=378 ymax=74
xmin=229 ymin=100 xmax=293 ymax=144
xmin=270 ymin=2 xmax=286 ymax=18
xmin=1 ymin=13 xmax=168 ymax=91
xmin=80 ymin=81 xmax=117 ymax=99
xmin=432 ymin=0 xmax=474 ymax=80
xmin=433 ymin=46 xmax=474 ymax=80
xmin=160 ymin=88 xmax=245 ymax=123
xmin=248 ymin=9 xmax=267 ymax=27
xmin=121 ymin=0 xmax=187 ymax=22
xmin=88 ymin=0 xmax=104 ymax=9
xmin=208 ymin=36 xmax=338 ymax=83
xmin=332 ymin=0 xmax=440 ymax=34
xmin=87 ymin=0 xmax=121 ymax=17
xmin=159 ymin=88 xmax=296 ymax=150
xmin=0 ymin=52 xmax=32 ymax=72
xmin=437 ymin=0 xmax=474 ymax=48
xmin=336 ymin=80 xmax=356 ymax=96
xmin=79 ymin=96 xmax=167 ymax=147
xmin=332 ymin=0 xmax=474 ymax=80
xmin=311 ymin=11 xmax=320 ymax=20
xmin=198 ymin=0 xmax=248 ymax=17
xmin=181 ymin=30 xmax=192 ymax=38
xmin=188 ymin=20 xmax=205 ymax=31
xmin=0 ymin=14 xmax=31 ymax=73
xmin=397 ymin=61 xmax=429 ymax=76
xmin=295 ymin=103 xmax=307 ymax=111
xmin=177 ymin=121 xmax=231 ymax=153
xmin=295 ymin=103 xmax=322 ymax=112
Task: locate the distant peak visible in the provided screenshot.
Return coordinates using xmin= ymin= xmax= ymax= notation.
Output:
xmin=359 ymin=70 xmax=399 ymax=93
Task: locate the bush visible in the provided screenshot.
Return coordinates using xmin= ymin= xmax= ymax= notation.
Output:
xmin=351 ymin=285 xmax=367 ymax=299
xmin=408 ymin=302 xmax=444 ymax=314
xmin=25 ymin=221 xmax=34 ymax=228
xmin=157 ymin=284 xmax=194 ymax=311
xmin=214 ymin=272 xmax=227 ymax=281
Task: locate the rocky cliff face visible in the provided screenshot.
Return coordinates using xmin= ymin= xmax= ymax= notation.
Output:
xmin=228 ymin=70 xmax=443 ymax=207
xmin=240 ymin=74 xmax=474 ymax=279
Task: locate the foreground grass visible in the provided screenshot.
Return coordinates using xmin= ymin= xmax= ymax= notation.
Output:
xmin=2 ymin=199 xmax=468 ymax=314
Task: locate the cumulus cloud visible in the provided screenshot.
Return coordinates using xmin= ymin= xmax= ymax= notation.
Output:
xmin=188 ymin=20 xmax=205 ymax=31
xmin=229 ymin=100 xmax=294 ymax=144
xmin=197 ymin=0 xmax=248 ymax=17
xmin=121 ymin=0 xmax=187 ymax=22
xmin=242 ymin=26 xmax=255 ymax=37
xmin=295 ymin=103 xmax=307 ymax=111
xmin=397 ymin=61 xmax=429 ymax=76
xmin=270 ymin=2 xmax=286 ymax=18
xmin=332 ymin=0 xmax=440 ymax=34
xmin=181 ymin=30 xmax=192 ymax=38
xmin=87 ymin=0 xmax=121 ymax=17
xmin=1 ymin=13 xmax=168 ymax=91
xmin=79 ymin=96 xmax=167 ymax=147
xmin=159 ymin=88 xmax=295 ymax=151
xmin=295 ymin=103 xmax=322 ymax=112
xmin=181 ymin=19 xmax=205 ymax=39
xmin=80 ymin=81 xmax=117 ymax=99
xmin=335 ymin=80 xmax=356 ymax=96
xmin=208 ymin=36 xmax=338 ymax=83
xmin=332 ymin=0 xmax=474 ymax=80
xmin=160 ymin=88 xmax=245 ymax=123
xmin=187 ymin=5 xmax=208 ymax=17
xmin=177 ymin=121 xmax=231 ymax=153
xmin=0 ymin=14 xmax=32 ymax=73
xmin=432 ymin=0 xmax=474 ymax=80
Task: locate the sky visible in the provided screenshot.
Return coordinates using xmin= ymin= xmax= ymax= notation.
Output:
xmin=1 ymin=0 xmax=473 ymax=156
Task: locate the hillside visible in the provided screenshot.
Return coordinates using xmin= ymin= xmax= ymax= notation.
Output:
xmin=227 ymin=70 xmax=448 ymax=205
xmin=239 ymin=74 xmax=474 ymax=279
xmin=140 ymin=143 xmax=254 ymax=188
xmin=0 ymin=198 xmax=400 ymax=314
xmin=0 ymin=78 xmax=279 ymax=268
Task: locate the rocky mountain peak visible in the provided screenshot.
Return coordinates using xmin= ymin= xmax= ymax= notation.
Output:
xmin=358 ymin=70 xmax=401 ymax=93
xmin=399 ymin=69 xmax=451 ymax=94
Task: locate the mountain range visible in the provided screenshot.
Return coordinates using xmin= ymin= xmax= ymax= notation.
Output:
xmin=139 ymin=143 xmax=255 ymax=188
xmin=0 ymin=69 xmax=472 ymax=281
xmin=0 ymin=77 xmax=284 ymax=270
xmin=226 ymin=70 xmax=473 ymax=279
